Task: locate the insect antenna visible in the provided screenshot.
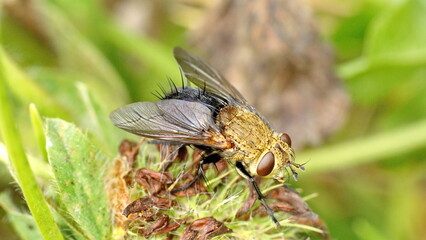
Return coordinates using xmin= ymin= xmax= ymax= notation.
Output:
xmin=291 ymin=160 xmax=308 ymax=172
xmin=288 ymin=165 xmax=298 ymax=181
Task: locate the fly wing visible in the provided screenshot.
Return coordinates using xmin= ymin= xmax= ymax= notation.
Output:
xmin=109 ymin=99 xmax=229 ymax=149
xmin=173 ymin=47 xmax=249 ymax=106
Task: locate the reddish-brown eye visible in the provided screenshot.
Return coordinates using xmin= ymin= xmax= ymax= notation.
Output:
xmin=280 ymin=133 xmax=292 ymax=147
xmin=257 ymin=152 xmax=275 ymax=176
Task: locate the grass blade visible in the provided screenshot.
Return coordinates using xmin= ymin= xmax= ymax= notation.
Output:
xmin=1 ymin=48 xmax=69 ymax=118
xmin=299 ymin=118 xmax=426 ymax=173
xmin=0 ymin=45 xmax=64 ymax=240
xmin=0 ymin=192 xmax=44 ymax=240
xmin=30 ymin=103 xmax=48 ymax=162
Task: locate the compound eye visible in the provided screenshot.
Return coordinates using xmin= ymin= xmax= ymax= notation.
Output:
xmin=257 ymin=152 xmax=275 ymax=176
xmin=280 ymin=133 xmax=292 ymax=147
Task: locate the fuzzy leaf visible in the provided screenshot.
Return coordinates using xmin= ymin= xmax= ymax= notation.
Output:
xmin=45 ymin=118 xmax=111 ymax=240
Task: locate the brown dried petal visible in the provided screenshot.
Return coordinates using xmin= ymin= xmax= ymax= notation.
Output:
xmin=139 ymin=215 xmax=191 ymax=238
xmin=267 ymin=186 xmax=317 ymax=219
xmin=253 ymin=202 xmax=295 ymax=217
xmin=139 ymin=214 xmax=170 ymax=237
xmin=159 ymin=144 xmax=187 ymax=171
xmin=118 ymin=139 xmax=139 ymax=166
xmin=135 ymin=168 xmax=174 ymax=196
xmin=180 ymin=217 xmax=232 ymax=240
xmin=123 ymin=196 xmax=175 ymax=220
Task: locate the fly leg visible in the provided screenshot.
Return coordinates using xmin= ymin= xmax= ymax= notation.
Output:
xmin=170 ymin=153 xmax=221 ymax=194
xmin=236 ymin=161 xmax=280 ymax=227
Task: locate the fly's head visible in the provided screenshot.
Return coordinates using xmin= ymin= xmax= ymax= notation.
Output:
xmin=248 ymin=132 xmax=302 ymax=182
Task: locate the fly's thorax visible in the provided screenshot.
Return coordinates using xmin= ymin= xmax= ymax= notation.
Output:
xmin=216 ymin=106 xmax=294 ymax=181
xmin=216 ymin=106 xmax=274 ymax=162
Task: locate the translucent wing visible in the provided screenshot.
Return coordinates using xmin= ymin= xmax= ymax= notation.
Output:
xmin=109 ymin=99 xmax=230 ymax=149
xmin=173 ymin=47 xmax=249 ymax=106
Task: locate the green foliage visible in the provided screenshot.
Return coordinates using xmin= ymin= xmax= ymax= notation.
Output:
xmin=0 ymin=192 xmax=43 ymax=240
xmin=0 ymin=0 xmax=425 ymax=239
xmin=340 ymin=0 xmax=426 ymax=130
xmin=30 ymin=104 xmax=48 ymax=162
xmin=45 ymin=119 xmax=111 ymax=240
xmin=1 ymin=49 xmax=69 ymax=118
xmin=299 ymin=118 xmax=426 ymax=173
xmin=0 ymin=45 xmax=64 ymax=240
xmin=365 ymin=0 xmax=426 ymax=64
xmin=36 ymin=1 xmax=129 ymax=108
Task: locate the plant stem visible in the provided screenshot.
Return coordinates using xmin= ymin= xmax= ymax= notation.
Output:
xmin=298 ymin=118 xmax=426 ymax=173
xmin=0 ymin=47 xmax=64 ymax=240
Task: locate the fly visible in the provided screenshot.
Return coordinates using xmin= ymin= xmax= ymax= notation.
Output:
xmin=110 ymin=47 xmax=305 ymax=226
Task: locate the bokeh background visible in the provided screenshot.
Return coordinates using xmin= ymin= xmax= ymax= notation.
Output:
xmin=1 ymin=0 xmax=425 ymax=239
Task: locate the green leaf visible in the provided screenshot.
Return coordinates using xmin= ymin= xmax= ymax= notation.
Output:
xmin=45 ymin=118 xmax=111 ymax=240
xmin=104 ymin=25 xmax=180 ymax=101
xmin=30 ymin=67 xmax=118 ymax=125
xmin=340 ymin=0 xmax=426 ymax=80
xmin=47 ymin=0 xmax=180 ymax=100
xmin=366 ymin=0 xmax=426 ymax=65
xmin=1 ymin=16 xmax=56 ymax=67
xmin=1 ymin=48 xmax=69 ymax=118
xmin=339 ymin=0 xmax=426 ymax=108
xmin=345 ymin=64 xmax=423 ymax=104
xmin=0 ymin=142 xmax=53 ymax=181
xmin=0 ymin=192 xmax=44 ymax=240
xmin=30 ymin=104 xmax=48 ymax=162
xmin=76 ymin=82 xmax=125 ymax=153
xmin=35 ymin=1 xmax=129 ymax=108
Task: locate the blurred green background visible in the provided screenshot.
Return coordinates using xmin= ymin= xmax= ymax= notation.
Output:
xmin=1 ymin=0 xmax=425 ymax=239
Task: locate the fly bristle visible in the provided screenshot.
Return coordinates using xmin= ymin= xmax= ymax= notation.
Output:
xmin=158 ymin=83 xmax=167 ymax=96
xmin=198 ymin=88 xmax=202 ymax=98
xmin=180 ymin=72 xmax=186 ymax=89
xmin=202 ymin=81 xmax=207 ymax=94
xmin=152 ymin=90 xmax=164 ymax=99
xmin=167 ymin=77 xmax=178 ymax=94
